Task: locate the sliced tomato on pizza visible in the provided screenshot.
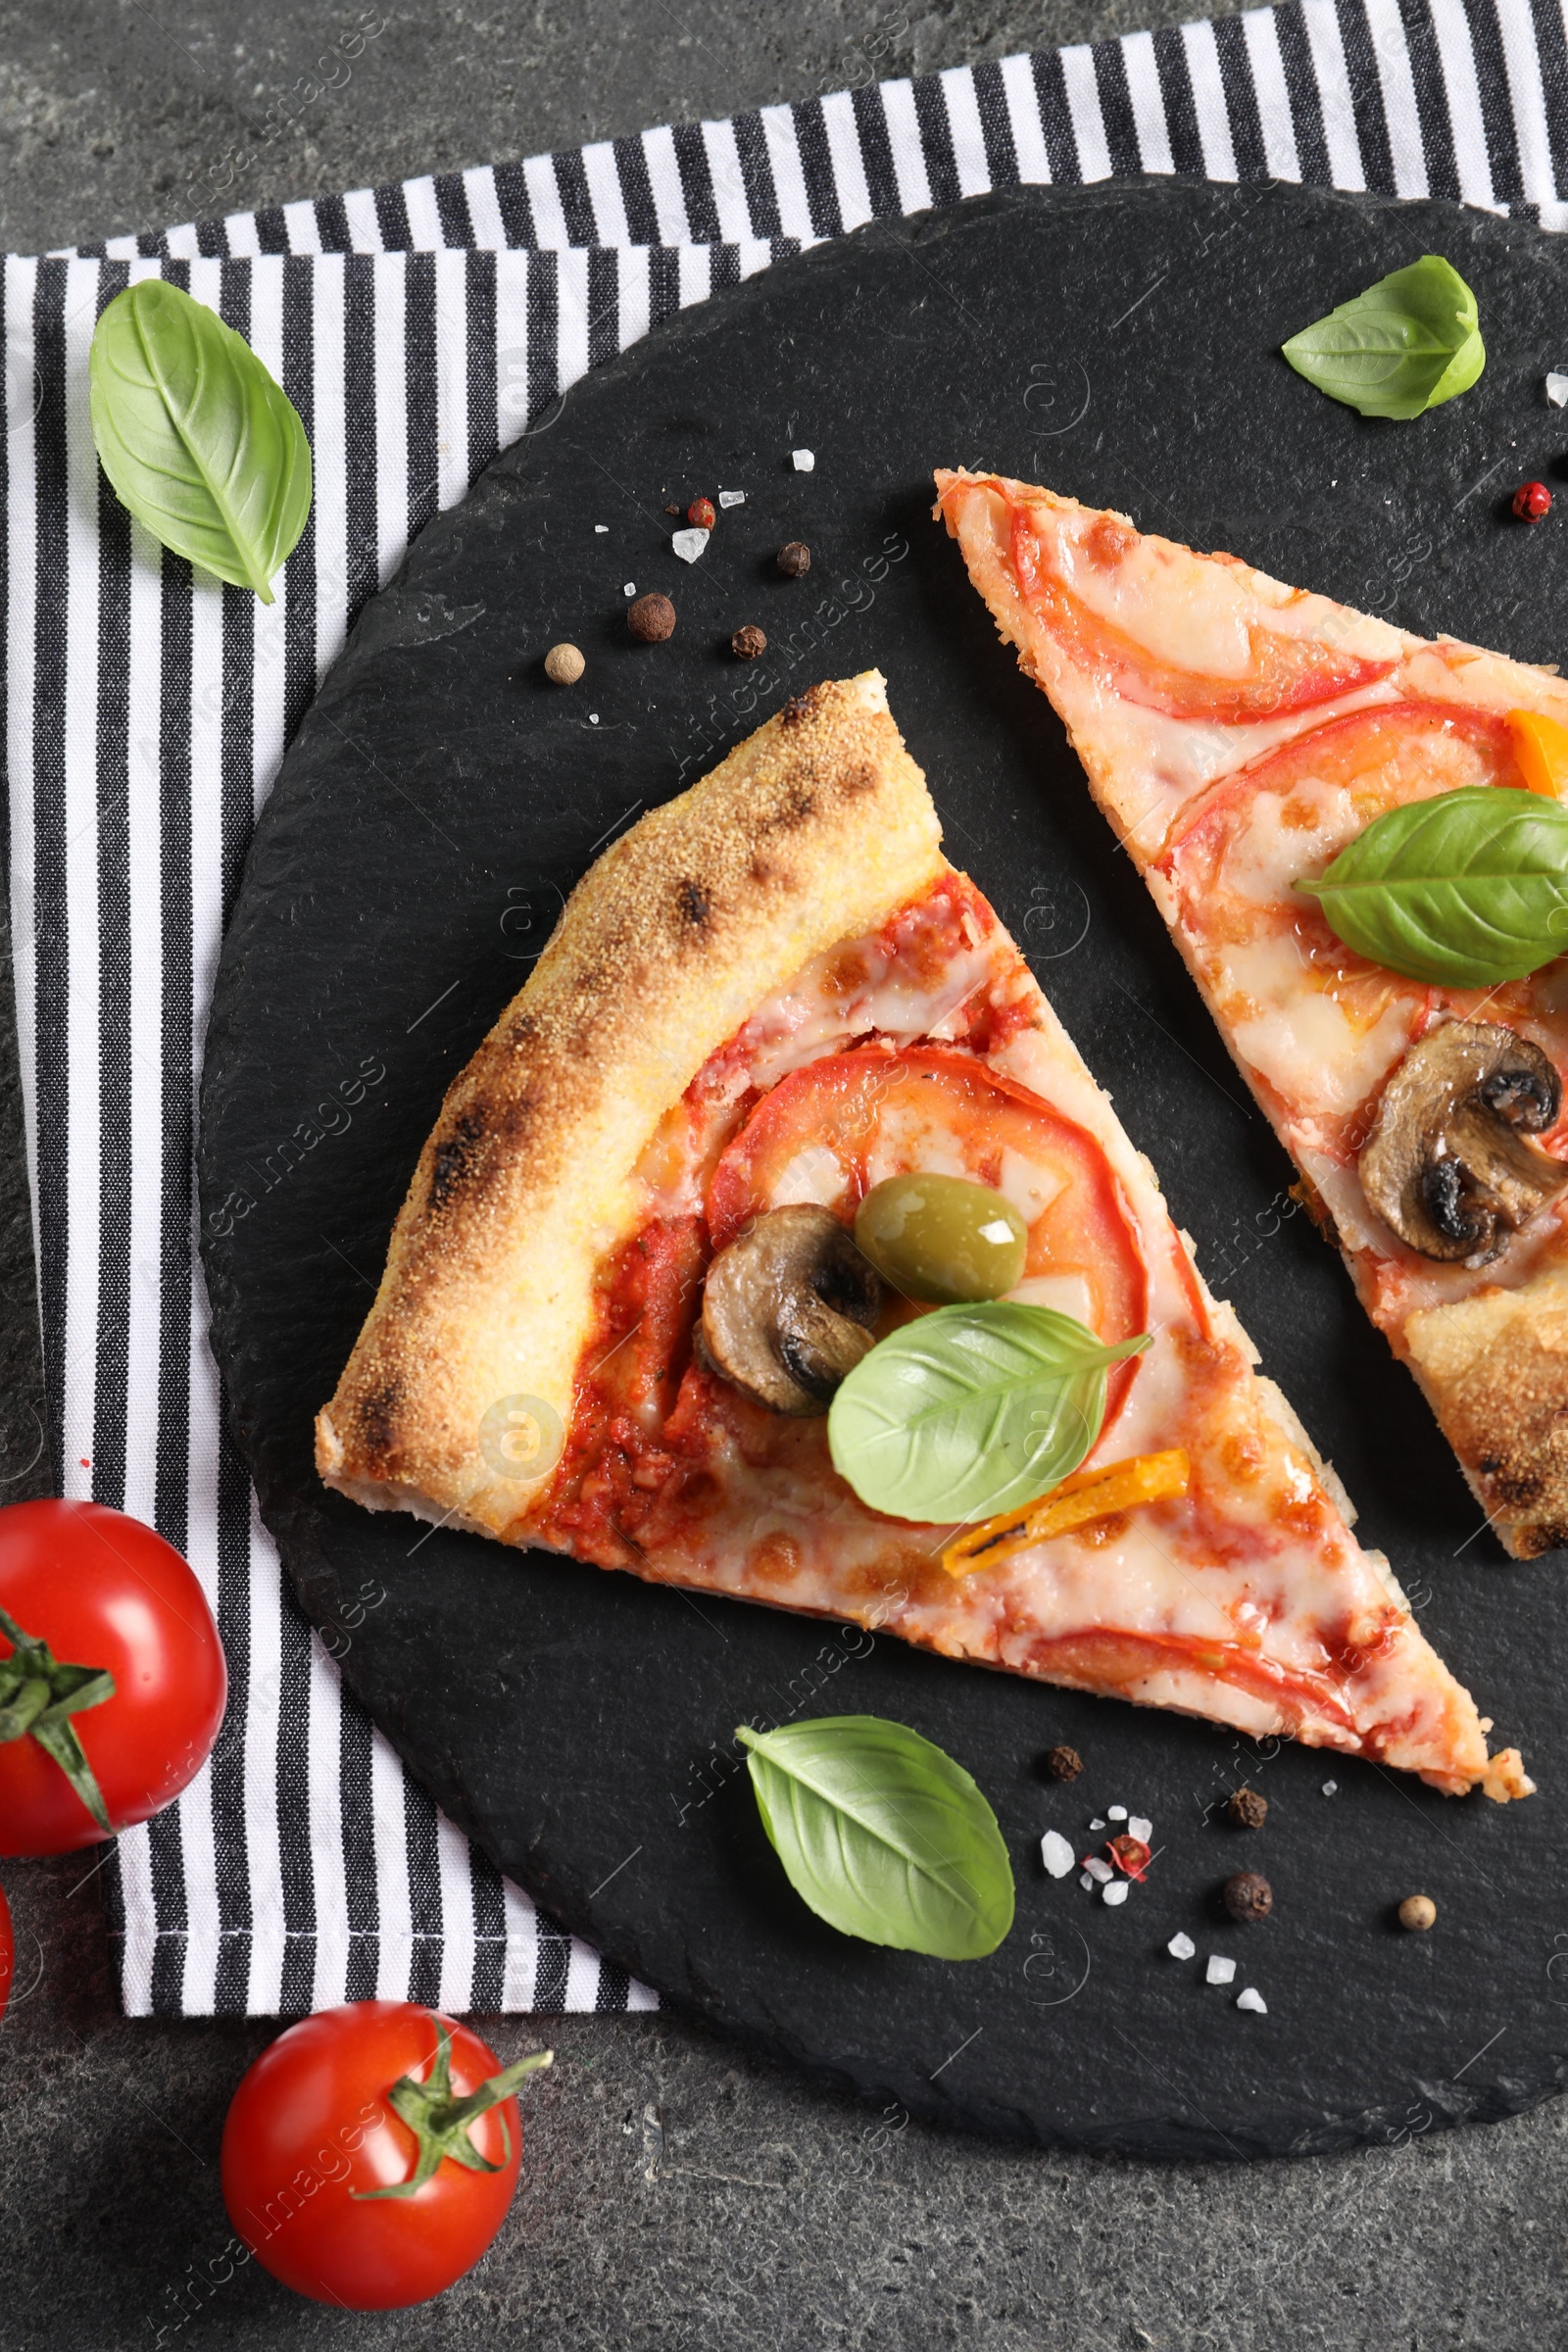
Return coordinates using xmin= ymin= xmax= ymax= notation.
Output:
xmin=318 ymin=671 xmax=1528 ymax=1796
xmin=937 ymin=467 xmax=1568 ymax=1563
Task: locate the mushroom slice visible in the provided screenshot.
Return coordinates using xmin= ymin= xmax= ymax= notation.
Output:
xmin=1359 ymin=1021 xmax=1568 ymax=1264
xmin=700 ymin=1205 xmax=883 ymax=1416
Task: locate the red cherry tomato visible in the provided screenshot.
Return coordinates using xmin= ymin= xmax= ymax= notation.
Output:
xmin=221 ymin=2002 xmax=551 ymax=2309
xmin=0 ymin=1500 xmax=227 ymax=1855
xmin=0 ymin=1882 xmax=12 ymax=2023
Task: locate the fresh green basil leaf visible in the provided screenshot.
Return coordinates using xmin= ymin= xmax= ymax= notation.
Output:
xmin=89 ymin=280 xmax=312 ymax=604
xmin=1282 ymin=255 xmax=1485 ymax=420
xmin=826 ymin=1301 xmax=1149 ymax=1524
xmin=1298 ymin=786 xmax=1568 ymax=987
xmin=736 ymin=1715 xmax=1015 ymax=1959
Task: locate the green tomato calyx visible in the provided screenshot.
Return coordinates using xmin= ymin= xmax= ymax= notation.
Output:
xmin=351 ymin=2024 xmax=554 ymax=2201
xmin=0 ymin=1603 xmax=117 ymax=1835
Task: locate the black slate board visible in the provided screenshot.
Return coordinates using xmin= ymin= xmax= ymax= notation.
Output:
xmin=202 ymin=180 xmax=1568 ymax=2159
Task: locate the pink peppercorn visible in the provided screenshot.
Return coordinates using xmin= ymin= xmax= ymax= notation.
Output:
xmin=1107 ymin=1834 xmax=1152 ymax=1881
xmin=1513 ymin=480 xmax=1552 ymax=521
xmin=687 ymin=496 xmax=716 ymax=530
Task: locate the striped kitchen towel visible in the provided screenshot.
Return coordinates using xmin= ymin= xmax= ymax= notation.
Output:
xmin=5 ymin=0 xmax=1563 ymax=2015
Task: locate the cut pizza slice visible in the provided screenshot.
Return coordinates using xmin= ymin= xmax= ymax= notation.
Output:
xmin=318 ymin=671 xmax=1528 ymax=1796
xmin=937 ymin=467 xmax=1568 ymax=1562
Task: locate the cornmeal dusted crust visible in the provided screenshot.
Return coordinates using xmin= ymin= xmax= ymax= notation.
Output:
xmin=316 ymin=671 xmax=944 ymax=1537
xmin=1404 ymin=1270 xmax=1568 ymax=1559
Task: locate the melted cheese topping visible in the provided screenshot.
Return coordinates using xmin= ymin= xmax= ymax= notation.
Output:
xmin=539 ymin=869 xmax=1499 ymax=1795
xmin=1225 ymin=932 xmax=1419 ymax=1116
xmin=1154 ymin=717 xmax=1568 ymax=1347
xmin=1053 ymin=510 xmax=1256 ymax=677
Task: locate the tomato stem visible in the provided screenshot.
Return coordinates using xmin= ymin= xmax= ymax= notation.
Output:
xmin=350 ymin=2023 xmax=554 ymax=2201
xmin=0 ymin=1605 xmax=116 ymax=1835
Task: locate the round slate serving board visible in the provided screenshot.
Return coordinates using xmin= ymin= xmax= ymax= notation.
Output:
xmin=202 ymin=179 xmax=1568 ymax=2159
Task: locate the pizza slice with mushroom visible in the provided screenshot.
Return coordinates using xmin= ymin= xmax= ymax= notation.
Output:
xmin=937 ymin=467 xmax=1568 ymax=1562
xmin=317 ymin=671 xmax=1529 ymax=1796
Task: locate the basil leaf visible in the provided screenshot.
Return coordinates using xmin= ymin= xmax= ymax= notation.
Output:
xmin=736 ymin=1715 xmax=1015 ymax=1959
xmin=1298 ymin=786 xmax=1568 ymax=987
xmin=89 ymin=280 xmax=312 ymax=604
xmin=827 ymin=1301 xmax=1149 ymax=1523
xmin=1282 ymin=256 xmax=1485 ymax=419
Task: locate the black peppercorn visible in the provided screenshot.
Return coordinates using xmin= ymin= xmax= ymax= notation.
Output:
xmin=776 ymin=540 xmax=811 ymax=578
xmin=1045 ymin=1743 xmax=1082 ymax=1783
xmin=1226 ymin=1787 xmax=1268 ymax=1830
xmin=1222 ymin=1870 xmax=1273 ymax=1923
xmin=731 ymin=623 xmax=767 ymax=661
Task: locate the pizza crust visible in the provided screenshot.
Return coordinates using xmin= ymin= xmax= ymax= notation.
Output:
xmin=316 ymin=671 xmax=944 ymax=1537
xmin=1404 ymin=1266 xmax=1568 ymax=1558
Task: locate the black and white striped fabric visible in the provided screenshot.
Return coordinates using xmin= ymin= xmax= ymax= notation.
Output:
xmin=8 ymin=0 xmax=1565 ymax=2016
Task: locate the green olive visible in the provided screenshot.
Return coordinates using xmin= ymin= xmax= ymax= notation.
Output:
xmin=854 ymin=1174 xmax=1028 ymax=1304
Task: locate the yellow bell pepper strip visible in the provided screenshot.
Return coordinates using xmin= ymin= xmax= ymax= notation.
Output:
xmin=1505 ymin=709 xmax=1568 ymax=798
xmin=940 ymin=1449 xmax=1191 ymax=1579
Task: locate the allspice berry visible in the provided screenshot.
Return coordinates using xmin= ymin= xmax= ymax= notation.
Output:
xmin=1222 ymin=1870 xmax=1273 ymax=1923
xmin=731 ymin=624 xmax=767 ymax=662
xmin=1398 ymin=1894 xmax=1437 ymax=1932
xmin=627 ymin=591 xmax=676 ymax=643
xmin=1226 ymin=1787 xmax=1268 ymax=1830
xmin=776 ymin=540 xmax=811 ymax=578
xmin=544 ymin=642 xmax=584 ymax=685
xmin=1045 ymin=1743 xmax=1082 ymax=1783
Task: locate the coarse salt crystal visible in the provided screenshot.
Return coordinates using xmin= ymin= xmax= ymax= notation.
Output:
xmin=1089 ymin=1818 xmax=1106 ymax=1831
xmin=1107 ymin=1805 xmax=1128 ymax=1821
xmin=1548 ymin=372 xmax=1568 ymax=407
xmin=1083 ymin=1855 xmax=1113 ymax=1884
xmin=1079 ymin=1871 xmax=1094 ymax=1891
xmin=588 ymin=713 xmax=600 ymax=725
xmin=1236 ymin=1987 xmax=1268 ymax=2015
xmin=594 ymin=523 xmax=609 ymax=532
xmin=1102 ymin=1880 xmax=1130 ymax=1907
xmin=670 ymin=527 xmax=710 ymax=563
xmin=1206 ymin=1955 xmax=1237 ymax=1985
xmin=1041 ymin=1830 xmax=1076 ymax=1880
xmin=622 ymin=581 xmax=636 ymax=597
xmin=1322 ymin=1780 xmax=1339 ymax=1796
xmin=792 ymin=448 xmax=815 ymax=471
xmin=1167 ymin=1932 xmax=1196 ymax=1960
xmin=718 ymin=488 xmax=746 ymax=507
xmin=1129 ymin=1816 xmax=1152 ymax=1842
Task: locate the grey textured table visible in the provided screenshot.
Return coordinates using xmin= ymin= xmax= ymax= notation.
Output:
xmin=2 ymin=7 xmax=1568 ymax=2347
